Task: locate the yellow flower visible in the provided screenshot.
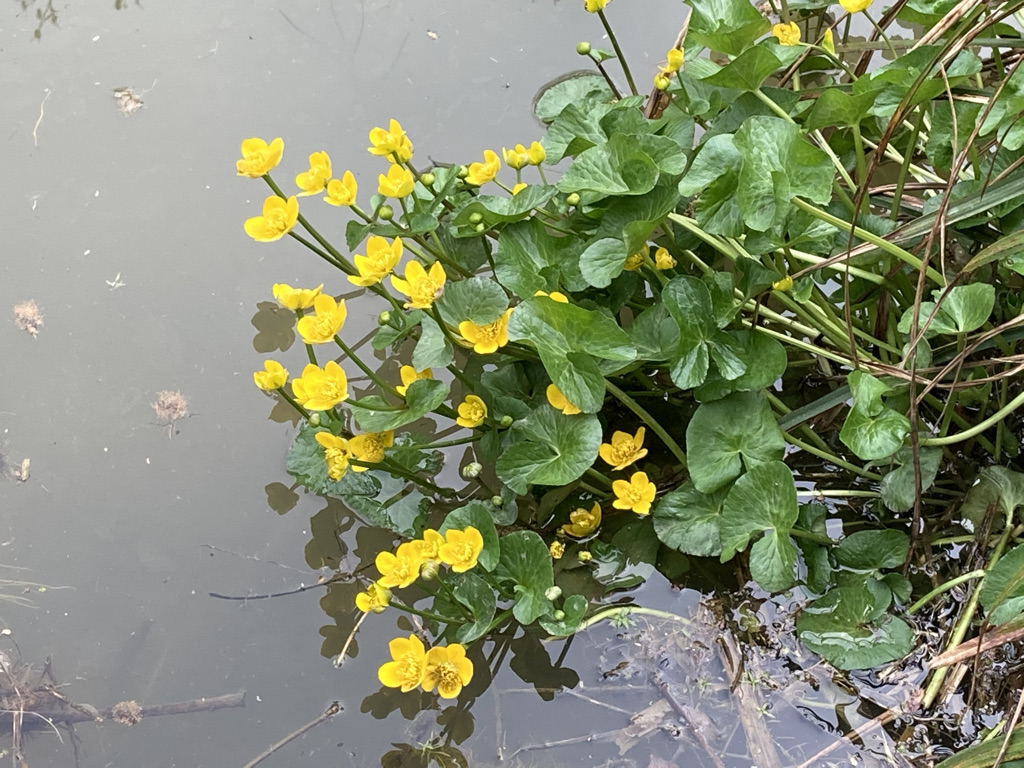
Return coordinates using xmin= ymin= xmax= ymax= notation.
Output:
xmin=349 ymin=430 xmax=395 ymax=471
xmin=378 ymin=633 xmax=427 ymax=692
xmin=236 ymin=137 xmax=284 ymax=178
xmin=411 ymin=529 xmax=445 ymax=562
xmin=456 ymin=395 xmax=487 ymax=428
xmin=315 ymin=432 xmax=351 ymax=481
xmin=654 ymin=74 xmax=671 ymax=92
xmin=512 ymin=182 xmax=528 ymax=195
xmin=291 ymin=362 xmax=349 ymax=410
xmin=534 ymin=290 xmax=570 ymax=303
xmin=355 ymin=581 xmax=391 ymax=613
xmin=773 ymin=275 xmax=794 ymax=291
xmin=546 ymin=384 xmax=582 ymax=415
xmin=562 ymin=502 xmax=602 ymax=537
xmin=244 ymin=195 xmax=299 ymax=242
xmin=839 ymin=0 xmax=872 ymax=11
xmin=396 ymin=366 xmax=433 ymax=397
xmin=438 ymin=527 xmax=484 ymax=573
xmin=612 ymin=471 xmax=657 ymax=515
xmin=823 ymin=28 xmax=836 ymax=55
xmin=662 ymin=48 xmax=684 ymax=74
xmin=584 ymin=0 xmax=609 ymax=11
xmin=324 ymin=171 xmax=358 ymax=207
xmin=458 ymin=308 xmax=513 ymax=354
xmin=253 ymin=360 xmax=288 ymax=391
xmin=376 ymin=542 xmax=425 ymax=589
xmin=503 ymin=145 xmax=530 ymax=170
xmin=465 ymin=150 xmax=501 ymax=186
xmin=423 ymin=644 xmax=474 ymax=699
xmin=296 ymin=294 xmax=347 ymax=345
xmin=549 ymin=540 xmax=565 ymax=559
xmin=526 ymin=141 xmax=546 ymax=166
xmin=295 ymin=151 xmax=332 ymax=196
xmin=391 ymin=261 xmax=447 ymax=309
xmin=378 ymin=163 xmax=415 ymax=198
xmin=368 ymin=119 xmax=413 ymax=163
xmin=772 ymin=22 xmax=801 ymax=46
xmin=624 ymin=252 xmax=645 ymax=271
xmin=654 ymin=247 xmax=676 ymax=270
xmin=349 ymin=236 xmax=403 ymax=287
xmin=599 ymin=427 xmax=648 ymax=471
xmin=272 ymin=282 xmax=323 ymax=310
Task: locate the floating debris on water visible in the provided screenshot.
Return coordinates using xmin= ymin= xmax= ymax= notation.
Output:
xmin=14 ymin=458 xmax=29 ymax=483
xmin=113 ymin=86 xmax=143 ymax=115
xmin=151 ymin=390 xmax=188 ymax=437
xmin=12 ymin=300 xmax=43 ymax=337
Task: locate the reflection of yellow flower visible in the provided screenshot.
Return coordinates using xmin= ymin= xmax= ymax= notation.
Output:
xmin=272 ymin=282 xmax=323 ymax=310
xmin=315 ymin=432 xmax=351 ymax=480
xmin=355 ymin=582 xmax=391 ymax=613
xmin=253 ymin=360 xmax=288 ymax=391
xmin=624 ymin=252 xmax=645 ymax=271
xmin=438 ymin=527 xmax=484 ymax=573
xmin=534 ymin=290 xmax=569 ymax=303
xmin=291 ymin=362 xmax=349 ymax=410
xmin=396 ymin=366 xmax=433 ymax=396
xmin=411 ymin=529 xmax=445 ymax=562
xmin=839 ymin=0 xmax=872 ymax=11
xmin=296 ymin=294 xmax=347 ymax=345
xmin=378 ymin=164 xmax=415 ymax=198
xmin=550 ymin=540 xmax=565 ymax=559
xmin=391 ymin=261 xmax=447 ymax=309
xmin=654 ymin=247 xmax=676 ymax=270
xmin=458 ymin=308 xmax=513 ymax=354
xmin=612 ymin=471 xmax=657 ymax=515
xmin=546 ymin=384 xmax=581 ymax=415
xmin=584 ymin=0 xmax=609 ymax=11
xmin=295 ymin=151 xmax=331 ymax=195
xmin=236 ymin=137 xmax=284 ymax=178
xmin=324 ymin=171 xmax=358 ymax=207
xmin=376 ymin=542 xmax=425 ymax=589
xmin=244 ymin=195 xmax=299 ymax=242
xmin=599 ymin=427 xmax=648 ymax=470
xmin=562 ymin=502 xmax=602 ymax=537
xmin=456 ymin=395 xmax=487 ymax=428
xmin=349 ymin=236 xmax=403 ymax=287
xmin=378 ymin=633 xmax=427 ymax=692
xmin=368 ymin=119 xmax=413 ymax=163
xmin=423 ymin=644 xmax=474 ymax=699
xmin=466 ymin=150 xmax=501 ymax=186
xmin=772 ymin=22 xmax=801 ymax=46
xmin=349 ymin=430 xmax=394 ymax=470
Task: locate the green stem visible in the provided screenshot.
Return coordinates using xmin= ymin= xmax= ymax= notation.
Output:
xmin=907 ymin=570 xmax=987 ymax=615
xmin=577 ymin=605 xmax=689 ymax=632
xmin=276 ymin=388 xmax=310 ymax=419
xmin=333 ymin=335 xmax=401 ymax=397
xmin=263 ymin=176 xmax=355 ymax=275
xmin=784 ymin=432 xmax=883 ymax=482
xmin=414 ymin=435 xmax=481 ymax=450
xmin=597 ymin=9 xmax=637 ymax=95
xmin=604 ymin=379 xmax=687 ymax=468
xmin=921 ymin=389 xmax=1024 ymax=446
xmin=390 ymin=599 xmax=466 ymax=626
xmin=788 ymin=528 xmax=834 ymax=546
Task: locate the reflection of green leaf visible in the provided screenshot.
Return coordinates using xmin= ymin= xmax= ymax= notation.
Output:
xmin=653 ymin=481 xmax=728 ymax=557
xmin=880 ymin=446 xmax=942 ymax=513
xmin=539 ymin=594 xmax=588 ymax=637
xmin=686 ymin=391 xmax=786 ymax=493
xmin=452 ymin=572 xmax=497 ymax=644
xmin=351 ymin=379 xmax=449 ymax=433
xmin=496 ymin=531 xmax=554 ymax=624
xmin=980 ymin=543 xmax=1024 ymax=625
xmin=835 ymin=530 xmax=909 ymax=572
xmin=495 ymin=406 xmax=602 ymax=494
xmin=797 ymin=580 xmax=915 ymax=669
xmin=439 ymin=502 xmax=500 ymax=572
xmin=720 ymin=461 xmax=799 ymax=592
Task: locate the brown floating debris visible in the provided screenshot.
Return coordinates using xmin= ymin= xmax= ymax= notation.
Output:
xmin=14 ymin=458 xmax=29 ymax=483
xmin=13 ymin=300 xmax=43 ymax=337
xmin=151 ymin=390 xmax=189 ymax=437
xmin=113 ymin=86 xmax=143 ymax=115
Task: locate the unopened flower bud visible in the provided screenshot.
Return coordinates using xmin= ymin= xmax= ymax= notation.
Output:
xmin=474 ymin=223 xmax=487 ymax=233
xmin=566 ymin=193 xmax=581 ymax=207
xmin=462 ymin=462 xmax=483 ymax=479
xmin=468 ymin=212 xmax=484 ymax=225
xmin=377 ymin=310 xmax=392 ymax=326
xmin=420 ymin=172 xmax=435 ymax=187
xmin=549 ymin=541 xmax=565 ymax=559
xmin=545 ymin=586 xmax=562 ymax=601
xmin=456 ymin=165 xmax=469 ymax=179
xmin=378 ymin=204 xmax=394 ymax=221
xmin=654 ymin=74 xmax=671 ymax=91
xmin=500 ymin=415 xmax=514 ymax=427
xmin=308 ymin=412 xmax=322 ymax=427
xmin=490 ymin=495 xmax=504 ymax=507
xmin=576 ymin=41 xmax=591 ymax=55
xmin=553 ymin=610 xmax=566 ymax=621
xmin=578 ymin=550 xmax=593 ymax=562
xmin=419 ymin=559 xmax=440 ymax=581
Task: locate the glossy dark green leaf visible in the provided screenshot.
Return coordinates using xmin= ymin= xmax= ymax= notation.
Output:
xmin=436 ymin=275 xmax=509 ymax=326
xmin=557 ymin=134 xmax=660 ymax=197
xmin=351 ymin=378 xmax=449 ymax=432
xmin=685 ymin=0 xmax=771 ymax=57
xmin=496 ymin=530 xmax=555 ymax=624
xmin=839 ymin=406 xmax=909 ymax=461
xmin=835 ymin=530 xmax=910 ymax=572
xmin=495 ymin=406 xmax=602 ymax=493
xmin=702 ymin=45 xmax=782 ymax=91
xmin=880 ymin=446 xmax=942 ymax=513
xmin=579 ymin=237 xmax=628 ymax=289
xmin=452 ymin=572 xmax=497 ymax=644
xmin=653 ymin=481 xmax=728 ymax=557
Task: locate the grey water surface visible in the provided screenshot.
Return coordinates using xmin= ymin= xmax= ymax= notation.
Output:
xmin=0 ymin=1 xmax=708 ymax=766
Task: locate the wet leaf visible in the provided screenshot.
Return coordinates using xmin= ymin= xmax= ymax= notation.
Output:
xmin=451 ymin=572 xmax=497 ymax=644
xmin=351 ymin=379 xmax=449 ymax=432
xmin=496 ymin=530 xmax=554 ymax=624
xmin=834 ymin=529 xmax=910 ymax=572
xmin=653 ymin=481 xmax=728 ymax=557
xmin=495 ymin=406 xmax=602 ymax=494
xmin=880 ymin=445 xmax=942 ymax=513
xmin=979 ymin=542 xmax=1024 ymax=625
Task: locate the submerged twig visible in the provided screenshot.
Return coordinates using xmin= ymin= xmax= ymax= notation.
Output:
xmin=241 ymin=700 xmax=341 ymax=768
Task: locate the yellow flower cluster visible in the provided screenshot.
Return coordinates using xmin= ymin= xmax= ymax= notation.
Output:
xmin=502 ymin=142 xmax=546 ymax=170
xmin=396 ymin=365 xmax=433 ymax=396
xmin=378 ymin=634 xmax=474 ymax=699
xmin=373 ymin=526 xmax=484 ymax=591
xmin=368 ymin=119 xmax=413 ymax=163
xmin=772 ymin=22 xmax=801 ymax=46
xmin=349 ymin=236 xmax=403 ymax=287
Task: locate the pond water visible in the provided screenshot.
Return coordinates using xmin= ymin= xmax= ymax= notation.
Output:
xmin=0 ymin=2 xmax=933 ymax=766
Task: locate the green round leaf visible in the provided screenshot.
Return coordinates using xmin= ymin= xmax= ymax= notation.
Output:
xmin=495 ymin=405 xmax=602 ymax=494
xmin=653 ymin=481 xmax=727 ymax=557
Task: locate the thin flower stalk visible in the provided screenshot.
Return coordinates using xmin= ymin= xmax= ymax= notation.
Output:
xmin=604 ymin=380 xmax=686 ymax=468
